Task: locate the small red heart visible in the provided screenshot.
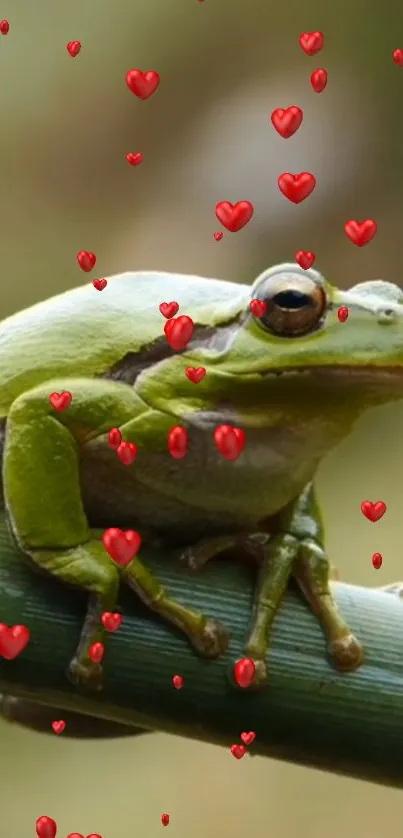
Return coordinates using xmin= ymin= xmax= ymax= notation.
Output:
xmin=271 ymin=106 xmax=303 ymax=139
xmin=185 ymin=366 xmax=206 ymax=384
xmin=102 ymin=528 xmax=141 ymax=565
xmin=126 ymin=152 xmax=144 ymax=166
xmin=126 ymin=69 xmax=160 ymax=99
xmin=250 ymin=299 xmax=267 ymax=318
xmin=372 ymin=552 xmax=383 ymax=570
xmin=337 ymin=306 xmax=349 ymax=323
xmin=0 ymin=624 xmax=30 ymax=660
xmin=67 ymin=40 xmax=81 ymax=57
xmin=230 ymin=744 xmax=246 ymax=760
xmin=101 ymin=611 xmax=122 ymax=632
xmin=0 ymin=19 xmax=9 ymax=34
xmin=77 ymin=250 xmax=96 ymax=272
xmin=164 ymin=315 xmax=194 ymax=351
xmin=52 ymin=720 xmax=66 ymax=735
xmin=213 ymin=425 xmax=245 ymax=461
xmin=92 ymin=278 xmax=107 ymax=291
xmin=159 ymin=301 xmax=179 ymax=319
xmin=234 ymin=657 xmax=255 ymax=688
xmin=213 ymin=231 xmax=223 ymax=241
xmin=361 ymin=500 xmax=386 ymax=522
xmin=215 ymin=200 xmax=254 ymax=232
xmin=344 ymin=219 xmax=377 ymax=247
xmin=295 ymin=250 xmax=315 ymax=270
xmin=278 ymin=172 xmax=316 ymax=204
xmin=168 ymin=426 xmax=188 ymax=460
xmin=393 ymin=49 xmax=403 ymax=67
xmin=116 ymin=441 xmax=138 ymax=465
xmin=67 ymin=834 xmax=84 ymax=838
xmin=36 ymin=816 xmax=57 ymax=838
xmin=299 ymin=31 xmax=324 ymax=56
xmin=310 ymin=68 xmax=328 ymax=93
xmin=240 ymin=731 xmax=256 ymax=745
xmin=89 ymin=642 xmax=104 ymax=663
xmin=161 ymin=814 xmax=170 ymax=827
xmin=49 ymin=390 xmax=72 ymax=411
xmin=108 ymin=427 xmax=122 ymax=449
xmin=172 ymin=674 xmax=184 ymax=689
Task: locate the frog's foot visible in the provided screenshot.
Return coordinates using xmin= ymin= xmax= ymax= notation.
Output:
xmin=68 ymin=656 xmax=104 ymax=692
xmin=190 ymin=617 xmax=230 ymax=658
xmin=327 ymin=631 xmax=364 ymax=671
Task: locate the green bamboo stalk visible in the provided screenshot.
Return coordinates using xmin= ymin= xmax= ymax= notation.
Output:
xmin=0 ymin=511 xmax=402 ymax=787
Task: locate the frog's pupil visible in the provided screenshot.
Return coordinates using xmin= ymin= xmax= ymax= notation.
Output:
xmin=273 ymin=289 xmax=312 ymax=310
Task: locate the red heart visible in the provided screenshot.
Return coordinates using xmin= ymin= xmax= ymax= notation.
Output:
xmin=52 ymin=720 xmax=66 ymax=735
xmin=240 ymin=731 xmax=256 ymax=746
xmin=393 ymin=49 xmax=403 ymax=67
xmin=337 ymin=306 xmax=349 ymax=323
xmin=159 ymin=301 xmax=179 ymax=319
xmin=92 ymin=278 xmax=107 ymax=291
xmin=361 ymin=500 xmax=386 ymax=522
xmin=230 ymin=744 xmax=246 ymax=760
xmin=66 ymin=40 xmax=81 ymax=57
xmin=278 ymin=172 xmax=316 ymax=204
xmin=102 ymin=528 xmax=141 ymax=565
xmin=172 ymin=674 xmax=184 ymax=689
xmin=167 ymin=426 xmax=188 ymax=460
xmin=89 ymin=642 xmax=104 ymax=663
xmin=164 ymin=316 xmax=194 ymax=351
xmin=372 ymin=552 xmax=383 ymax=569
xmin=215 ymin=200 xmax=254 ymax=232
xmin=77 ymin=250 xmax=96 ymax=272
xmin=108 ymin=427 xmax=122 ymax=449
xmin=185 ymin=366 xmax=206 ymax=384
xmin=116 ymin=441 xmax=138 ymax=465
xmin=213 ymin=425 xmax=245 ymax=461
xmin=126 ymin=69 xmax=160 ymax=99
xmin=344 ymin=219 xmax=377 ymax=247
xmin=299 ymin=31 xmax=324 ymax=56
xmin=213 ymin=231 xmax=223 ymax=241
xmin=0 ymin=19 xmax=9 ymax=35
xmin=234 ymin=657 xmax=255 ymax=688
xmin=48 ymin=391 xmax=72 ymax=412
xmin=161 ymin=815 xmax=170 ymax=827
xmin=126 ymin=152 xmax=144 ymax=166
xmin=295 ymin=250 xmax=315 ymax=270
xmin=271 ymin=106 xmax=303 ymax=139
xmin=101 ymin=611 xmax=122 ymax=632
xmin=0 ymin=623 xmax=30 ymax=659
xmin=36 ymin=816 xmax=57 ymax=838
xmin=250 ymin=299 xmax=267 ymax=318
xmin=310 ymin=68 xmax=328 ymax=93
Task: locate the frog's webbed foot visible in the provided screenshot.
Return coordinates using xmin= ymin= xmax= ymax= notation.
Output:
xmin=68 ymin=657 xmax=104 ymax=692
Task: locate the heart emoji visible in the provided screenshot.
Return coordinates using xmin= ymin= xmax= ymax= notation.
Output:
xmin=215 ymin=200 xmax=254 ymax=232
xmin=230 ymin=744 xmax=246 ymax=760
xmin=361 ymin=500 xmax=386 ymax=522
xmin=278 ymin=172 xmax=316 ymax=204
xmin=172 ymin=674 xmax=184 ymax=689
xmin=271 ymin=106 xmax=303 ymax=139
xmin=337 ymin=306 xmax=349 ymax=323
xmin=310 ymin=68 xmax=328 ymax=93
xmin=393 ymin=49 xmax=403 ymax=67
xmin=164 ymin=315 xmax=194 ymax=351
xmin=77 ymin=250 xmax=96 ymax=272
xmin=36 ymin=816 xmax=57 ymax=838
xmin=126 ymin=152 xmax=144 ymax=166
xmin=101 ymin=611 xmax=122 ymax=632
xmin=89 ymin=642 xmax=104 ymax=663
xmin=159 ymin=301 xmax=179 ymax=319
xmin=108 ymin=428 xmax=122 ymax=449
xmin=295 ymin=250 xmax=315 ymax=270
xmin=299 ymin=31 xmax=324 ymax=56
xmin=161 ymin=814 xmax=170 ymax=827
xmin=52 ymin=720 xmax=66 ymax=735
xmin=67 ymin=833 xmax=102 ymax=838
xmin=102 ymin=528 xmax=141 ymax=565
xmin=250 ymin=299 xmax=267 ymax=318
xmin=0 ymin=19 xmax=9 ymax=35
xmin=0 ymin=623 xmax=30 ymax=659
xmin=213 ymin=425 xmax=245 ymax=461
xmin=372 ymin=552 xmax=383 ymax=569
xmin=240 ymin=731 xmax=256 ymax=746
xmin=126 ymin=69 xmax=160 ymax=99
xmin=185 ymin=366 xmax=206 ymax=384
xmin=116 ymin=441 xmax=138 ymax=465
xmin=168 ymin=425 xmax=188 ymax=459
xmin=344 ymin=219 xmax=377 ymax=247
xmin=67 ymin=41 xmax=81 ymax=57
xmin=213 ymin=231 xmax=223 ymax=240
xmin=234 ymin=657 xmax=255 ymax=688
xmin=49 ymin=391 xmax=72 ymax=411
xmin=93 ymin=278 xmax=107 ymax=291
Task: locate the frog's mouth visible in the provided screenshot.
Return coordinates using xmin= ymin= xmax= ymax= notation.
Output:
xmin=257 ymin=365 xmax=403 ymax=380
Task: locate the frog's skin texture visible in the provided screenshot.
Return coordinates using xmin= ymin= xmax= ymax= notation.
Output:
xmin=1 ymin=262 xmax=403 ymax=691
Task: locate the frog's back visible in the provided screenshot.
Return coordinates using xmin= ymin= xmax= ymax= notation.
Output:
xmin=0 ymin=271 xmax=247 ymax=416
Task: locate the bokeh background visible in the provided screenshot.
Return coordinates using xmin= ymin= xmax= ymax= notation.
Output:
xmin=2 ymin=0 xmax=403 ymax=835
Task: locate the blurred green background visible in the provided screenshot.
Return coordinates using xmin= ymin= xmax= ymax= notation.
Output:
xmin=2 ymin=0 xmax=403 ymax=835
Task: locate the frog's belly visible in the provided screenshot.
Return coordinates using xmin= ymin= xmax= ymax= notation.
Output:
xmin=80 ymin=424 xmax=325 ymax=544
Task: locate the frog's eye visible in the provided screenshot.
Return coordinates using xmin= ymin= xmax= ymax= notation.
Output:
xmin=251 ymin=267 xmax=327 ymax=337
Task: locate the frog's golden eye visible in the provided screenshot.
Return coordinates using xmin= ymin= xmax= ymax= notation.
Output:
xmin=251 ymin=267 xmax=327 ymax=337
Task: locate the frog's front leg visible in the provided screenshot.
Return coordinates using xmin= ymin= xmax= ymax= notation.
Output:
xmin=3 ymin=377 xmax=228 ymax=691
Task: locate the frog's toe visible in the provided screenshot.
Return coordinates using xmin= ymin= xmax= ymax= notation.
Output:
xmin=328 ymin=632 xmax=364 ymax=672
xmin=67 ymin=657 xmax=104 ymax=692
xmin=191 ymin=618 xmax=230 ymax=658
